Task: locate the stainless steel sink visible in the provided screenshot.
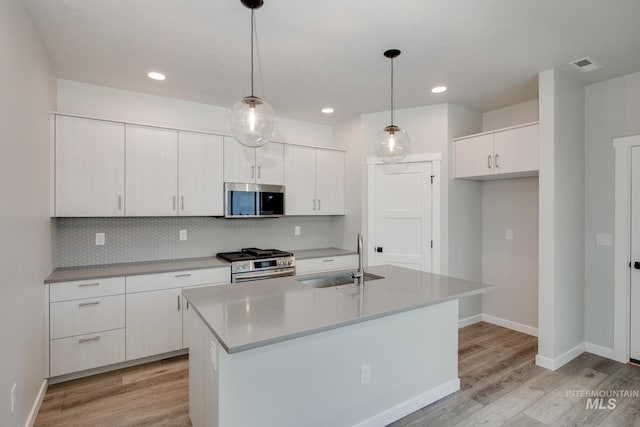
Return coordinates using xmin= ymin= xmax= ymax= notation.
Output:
xmin=296 ymin=271 xmax=384 ymax=288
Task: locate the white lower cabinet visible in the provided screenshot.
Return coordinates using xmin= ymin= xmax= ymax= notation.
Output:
xmin=50 ymin=295 xmax=125 ymax=339
xmin=48 ymin=278 xmax=126 ymax=377
xmin=295 ymin=255 xmax=358 ymax=275
xmin=126 ymin=288 xmax=184 ymax=360
xmin=50 ymin=329 xmax=125 ymax=377
xmin=47 ymin=266 xmax=230 ymax=378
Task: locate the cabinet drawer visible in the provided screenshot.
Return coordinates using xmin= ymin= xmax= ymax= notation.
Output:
xmin=49 ymin=277 xmax=125 ymax=302
xmin=296 ymin=255 xmax=358 ymax=275
xmin=50 ymin=295 xmax=125 ymax=339
xmin=50 ymin=328 xmax=125 ymax=377
xmin=126 ymin=267 xmax=230 ymax=293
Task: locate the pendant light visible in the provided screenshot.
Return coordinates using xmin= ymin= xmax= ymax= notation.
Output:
xmin=374 ymin=49 xmax=410 ymax=163
xmin=229 ymin=0 xmax=275 ymax=148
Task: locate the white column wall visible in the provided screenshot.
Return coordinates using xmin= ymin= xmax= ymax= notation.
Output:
xmin=537 ymin=68 xmax=585 ymax=369
xmin=0 ymin=0 xmax=56 ymax=424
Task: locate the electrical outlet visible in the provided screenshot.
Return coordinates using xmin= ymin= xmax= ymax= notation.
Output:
xmin=95 ymin=233 xmax=105 ymax=246
xmin=360 ymin=364 xmax=371 ymax=385
xmin=294 ymin=226 xmax=301 ymax=236
xmin=180 ymin=230 xmax=188 ymax=241
xmin=10 ymin=383 xmax=16 ymax=413
xmin=506 ymin=229 xmax=513 ymax=240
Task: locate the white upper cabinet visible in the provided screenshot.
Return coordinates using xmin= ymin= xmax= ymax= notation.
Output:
xmin=284 ymin=145 xmax=317 ymax=215
xmin=284 ymin=145 xmax=345 ymax=215
xmin=178 ymin=131 xmax=224 ymax=216
xmin=316 ymin=149 xmax=345 ymax=215
xmin=492 ymin=124 xmax=539 ymax=175
xmin=55 ymin=115 xmax=125 ymax=216
xmin=125 ymin=124 xmax=179 ymax=216
xmin=223 ymin=137 xmax=284 ymax=185
xmin=454 ymin=134 xmax=494 ymax=178
xmin=454 ymin=123 xmax=539 ymax=180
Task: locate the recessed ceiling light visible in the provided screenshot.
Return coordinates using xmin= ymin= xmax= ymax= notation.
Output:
xmin=321 ymin=107 xmax=334 ymax=114
xmin=147 ymin=72 xmax=166 ymax=81
xmin=431 ymin=86 xmax=447 ymax=94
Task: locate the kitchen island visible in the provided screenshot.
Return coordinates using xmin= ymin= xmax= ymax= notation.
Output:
xmin=183 ymin=265 xmax=491 ymax=427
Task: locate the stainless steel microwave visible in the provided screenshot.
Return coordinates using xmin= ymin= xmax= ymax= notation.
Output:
xmin=224 ymin=183 xmax=285 ymax=218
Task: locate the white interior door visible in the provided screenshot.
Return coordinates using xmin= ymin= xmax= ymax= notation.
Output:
xmin=630 ymin=146 xmax=640 ymax=361
xmin=372 ymin=162 xmax=432 ymax=271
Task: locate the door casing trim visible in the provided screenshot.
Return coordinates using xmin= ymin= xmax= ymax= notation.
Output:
xmin=613 ymin=134 xmax=640 ymax=363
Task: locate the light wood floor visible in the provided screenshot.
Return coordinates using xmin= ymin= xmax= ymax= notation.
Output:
xmin=34 ymin=322 xmax=640 ymax=426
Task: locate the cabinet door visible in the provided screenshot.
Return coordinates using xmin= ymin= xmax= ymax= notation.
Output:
xmin=316 ymin=150 xmax=345 ymax=215
xmin=255 ymin=142 xmax=284 ymax=185
xmin=179 ymin=131 xmax=224 ymax=216
xmin=223 ymin=137 xmax=255 ymax=183
xmin=284 ymin=145 xmax=316 ymax=215
xmin=492 ymin=124 xmax=539 ymax=175
xmin=125 ymin=125 xmax=178 ymax=216
xmin=55 ymin=116 xmax=125 ymax=216
xmin=126 ymin=288 xmax=183 ymax=360
xmin=454 ymin=134 xmax=494 ymax=178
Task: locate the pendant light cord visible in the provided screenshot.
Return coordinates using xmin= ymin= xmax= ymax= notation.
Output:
xmin=250 ymin=9 xmax=255 ymax=97
xmin=390 ymin=57 xmax=394 ymax=126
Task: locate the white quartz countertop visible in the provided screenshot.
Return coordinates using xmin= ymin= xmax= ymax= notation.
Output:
xmin=44 ymin=247 xmax=355 ymax=283
xmin=45 ymin=256 xmax=230 ymax=283
xmin=183 ymin=265 xmax=492 ymax=354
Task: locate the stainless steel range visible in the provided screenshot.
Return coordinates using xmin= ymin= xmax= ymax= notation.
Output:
xmin=217 ymin=248 xmax=296 ymax=283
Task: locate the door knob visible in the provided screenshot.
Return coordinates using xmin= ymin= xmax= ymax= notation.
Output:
xmin=635 ymin=261 xmax=640 ymax=270
xmin=376 ymin=247 xmax=383 ymax=253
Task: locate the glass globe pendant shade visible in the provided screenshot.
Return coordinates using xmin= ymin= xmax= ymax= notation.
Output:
xmin=229 ymin=95 xmax=276 ymax=148
xmin=374 ymin=125 xmax=410 ymax=163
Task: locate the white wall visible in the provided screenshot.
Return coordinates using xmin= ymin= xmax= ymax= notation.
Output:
xmin=447 ymin=105 xmax=483 ymax=318
xmin=479 ymin=102 xmax=540 ymax=332
xmin=585 ymin=71 xmax=640 ymax=348
xmin=361 ymin=105 xmax=451 ymax=273
xmin=57 ymin=79 xmax=333 ymax=147
xmin=0 ymin=0 xmax=56 ymax=424
xmin=537 ymin=69 xmax=585 ymax=368
xmin=332 ymin=116 xmax=365 ymax=253
xmin=482 ymin=178 xmax=539 ymax=329
xmin=482 ymin=99 xmax=539 ymax=131
xmin=354 ymin=104 xmax=483 ymax=320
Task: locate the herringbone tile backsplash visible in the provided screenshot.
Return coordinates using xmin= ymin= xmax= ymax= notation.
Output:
xmin=55 ymin=216 xmax=338 ymax=267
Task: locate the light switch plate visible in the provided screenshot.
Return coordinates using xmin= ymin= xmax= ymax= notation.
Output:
xmin=506 ymin=229 xmax=513 ymax=240
xmin=180 ymin=230 xmax=188 ymax=241
xmin=95 ymin=233 xmax=105 ymax=246
xmin=295 ymin=226 xmax=301 ymax=236
xmin=596 ymin=234 xmax=612 ymax=246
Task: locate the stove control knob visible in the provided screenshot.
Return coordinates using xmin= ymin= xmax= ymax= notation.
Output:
xmin=287 ymin=259 xmax=293 ymax=266
xmin=235 ymin=263 xmax=248 ymax=273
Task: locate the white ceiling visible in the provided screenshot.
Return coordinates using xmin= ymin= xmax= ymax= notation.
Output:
xmin=24 ymin=0 xmax=640 ymax=125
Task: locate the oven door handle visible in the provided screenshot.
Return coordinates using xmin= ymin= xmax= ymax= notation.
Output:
xmin=234 ymin=269 xmax=295 ymax=282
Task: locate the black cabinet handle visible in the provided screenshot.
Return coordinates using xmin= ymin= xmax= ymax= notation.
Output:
xmin=376 ymin=247 xmax=383 ymax=253
xmin=635 ymin=262 xmax=640 ymax=270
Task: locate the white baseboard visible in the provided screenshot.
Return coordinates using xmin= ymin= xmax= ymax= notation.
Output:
xmin=25 ymin=379 xmax=47 ymax=427
xmin=585 ymin=342 xmax=626 ymax=362
xmin=354 ymin=378 xmax=460 ymax=427
xmin=457 ymin=313 xmax=538 ymax=337
xmin=536 ymin=342 xmax=585 ymax=371
xmin=458 ymin=314 xmax=483 ymax=328
xmin=481 ymin=314 xmax=538 ymax=337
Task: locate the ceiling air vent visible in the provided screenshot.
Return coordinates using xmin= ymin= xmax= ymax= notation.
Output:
xmin=569 ymin=56 xmax=602 ymax=72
